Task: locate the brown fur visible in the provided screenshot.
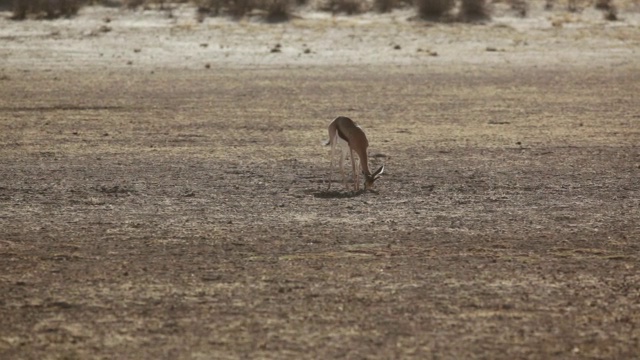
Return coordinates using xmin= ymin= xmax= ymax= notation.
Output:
xmin=326 ymin=116 xmax=384 ymax=191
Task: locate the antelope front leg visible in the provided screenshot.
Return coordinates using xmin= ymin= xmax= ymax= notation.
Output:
xmin=350 ymin=149 xmax=359 ymax=191
xmin=327 ymin=136 xmax=336 ymax=190
xmin=340 ymin=145 xmax=349 ymax=190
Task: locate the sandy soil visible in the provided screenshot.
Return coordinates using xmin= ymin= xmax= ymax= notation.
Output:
xmin=1 ymin=2 xmax=639 ymax=359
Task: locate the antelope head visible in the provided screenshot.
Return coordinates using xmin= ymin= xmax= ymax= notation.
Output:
xmin=363 ymin=165 xmax=385 ymax=190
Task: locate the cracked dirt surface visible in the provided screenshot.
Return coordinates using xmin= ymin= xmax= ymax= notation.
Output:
xmin=1 ymin=3 xmax=639 ymax=359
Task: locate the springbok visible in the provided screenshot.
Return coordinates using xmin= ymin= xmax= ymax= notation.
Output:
xmin=325 ymin=116 xmax=384 ymax=191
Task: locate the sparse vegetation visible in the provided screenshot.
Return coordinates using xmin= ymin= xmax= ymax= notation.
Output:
xmin=122 ymin=0 xmax=190 ymax=9
xmin=459 ymin=0 xmax=490 ymax=21
xmin=11 ymin=0 xmax=86 ymax=19
xmin=260 ymin=0 xmax=292 ymax=21
xmin=509 ymin=0 xmax=528 ymax=17
xmin=194 ymin=0 xmax=293 ymax=20
xmin=595 ymin=0 xmax=618 ymax=20
xmin=319 ymin=0 xmax=366 ymax=14
xmin=374 ymin=0 xmax=398 ymax=12
xmin=5 ymin=0 xmax=630 ymax=23
xmin=414 ymin=0 xmax=455 ymax=19
xmin=228 ymin=0 xmax=254 ymax=17
xmin=0 ymin=0 xmax=12 ymax=11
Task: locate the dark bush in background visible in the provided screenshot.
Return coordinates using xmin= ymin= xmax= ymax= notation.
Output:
xmin=11 ymin=0 xmax=86 ymax=19
xmin=414 ymin=0 xmax=455 ymax=19
xmin=319 ymin=0 xmax=366 ymax=14
xmin=459 ymin=0 xmax=490 ymax=21
xmin=3 ymin=0 xmax=521 ymax=24
xmin=259 ymin=0 xmax=292 ymax=21
xmin=0 ymin=0 xmax=12 ymax=11
xmin=375 ymin=0 xmax=398 ymax=12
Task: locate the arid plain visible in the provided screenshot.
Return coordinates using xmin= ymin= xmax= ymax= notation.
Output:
xmin=1 ymin=2 xmax=639 ymax=359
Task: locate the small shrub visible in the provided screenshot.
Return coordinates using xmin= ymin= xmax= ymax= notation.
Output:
xmin=594 ymin=0 xmax=618 ymax=20
xmin=259 ymin=0 xmax=292 ymax=22
xmin=509 ymin=0 xmax=527 ymax=17
xmin=123 ymin=0 xmax=190 ymax=9
xmin=228 ymin=0 xmax=254 ymax=17
xmin=567 ymin=0 xmax=579 ymax=12
xmin=414 ymin=0 xmax=454 ymax=19
xmin=195 ymin=0 xmax=225 ymax=16
xmin=544 ymin=0 xmax=554 ymax=10
xmin=194 ymin=0 xmax=256 ymax=18
xmin=0 ymin=0 xmax=12 ymax=11
xmin=12 ymin=0 xmax=85 ymax=20
xmin=459 ymin=0 xmax=490 ymax=21
xmin=603 ymin=7 xmax=617 ymax=20
xmin=375 ymin=0 xmax=397 ymax=12
xmin=319 ymin=0 xmax=365 ymax=14
xmin=122 ymin=0 xmax=146 ymax=8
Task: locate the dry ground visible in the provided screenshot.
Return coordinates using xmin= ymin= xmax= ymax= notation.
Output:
xmin=1 ymin=3 xmax=640 ymax=359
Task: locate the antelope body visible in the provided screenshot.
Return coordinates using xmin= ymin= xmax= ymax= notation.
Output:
xmin=326 ymin=116 xmax=384 ymax=191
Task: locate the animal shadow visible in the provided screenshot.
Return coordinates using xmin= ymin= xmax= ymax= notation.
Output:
xmin=312 ymin=189 xmax=378 ymax=198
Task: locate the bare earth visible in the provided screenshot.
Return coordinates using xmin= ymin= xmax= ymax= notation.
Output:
xmin=1 ymin=3 xmax=639 ymax=359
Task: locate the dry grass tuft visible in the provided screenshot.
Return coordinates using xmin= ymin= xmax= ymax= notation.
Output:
xmin=11 ymin=0 xmax=85 ymax=19
xmin=414 ymin=0 xmax=455 ymax=19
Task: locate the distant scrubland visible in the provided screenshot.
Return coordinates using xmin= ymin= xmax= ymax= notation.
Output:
xmin=1 ymin=0 xmax=624 ymax=22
